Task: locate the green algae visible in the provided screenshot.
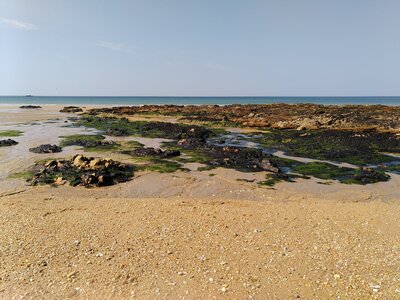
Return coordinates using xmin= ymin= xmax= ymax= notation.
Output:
xmin=0 ymin=130 xmax=23 ymax=137
xmin=257 ymin=129 xmax=400 ymax=166
xmin=135 ymin=159 xmax=188 ymax=173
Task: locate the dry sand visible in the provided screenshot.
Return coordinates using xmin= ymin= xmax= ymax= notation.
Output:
xmin=0 ymin=106 xmax=400 ymax=299
xmin=0 ymin=195 xmax=399 ymax=299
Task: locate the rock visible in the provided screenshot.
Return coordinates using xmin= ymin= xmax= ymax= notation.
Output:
xmin=89 ymin=158 xmax=102 ymax=169
xmin=73 ymin=154 xmax=90 ymax=168
xmin=81 ymin=173 xmax=98 ymax=186
xmin=178 ymin=138 xmax=205 ymax=146
xmin=98 ymin=174 xmax=113 ymax=186
xmin=29 ymin=155 xmax=134 ymax=188
xmin=20 ymin=105 xmax=41 ymax=109
xmin=54 ymin=177 xmax=66 ymax=185
xmin=44 ymin=160 xmax=58 ymax=167
xmin=122 ymin=147 xmax=181 ymax=158
xmin=0 ymin=139 xmax=18 ymax=147
xmin=60 ymin=106 xmax=83 ymax=113
xmin=351 ymin=167 xmax=390 ymax=184
xmin=259 ymin=159 xmax=281 ymax=173
xmin=29 ymin=144 xmax=62 ymax=154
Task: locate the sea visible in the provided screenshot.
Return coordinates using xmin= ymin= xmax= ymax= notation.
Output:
xmin=0 ymin=96 xmax=400 ymax=106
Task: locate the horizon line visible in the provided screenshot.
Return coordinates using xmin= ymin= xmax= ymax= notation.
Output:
xmin=1 ymin=95 xmax=400 ymax=98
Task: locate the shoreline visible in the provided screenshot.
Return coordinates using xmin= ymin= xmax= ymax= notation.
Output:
xmin=2 ymin=102 xmax=400 ymax=107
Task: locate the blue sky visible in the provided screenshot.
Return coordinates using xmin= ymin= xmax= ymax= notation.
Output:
xmin=1 ymin=0 xmax=399 ymax=96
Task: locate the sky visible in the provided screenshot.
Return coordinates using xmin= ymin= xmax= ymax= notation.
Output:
xmin=0 ymin=0 xmax=400 ymax=96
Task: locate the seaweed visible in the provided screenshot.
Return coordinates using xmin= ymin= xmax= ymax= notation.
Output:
xmin=60 ymin=134 xmax=118 ymax=151
xmin=0 ymin=130 xmax=23 ymax=137
xmin=257 ymin=129 xmax=400 ymax=166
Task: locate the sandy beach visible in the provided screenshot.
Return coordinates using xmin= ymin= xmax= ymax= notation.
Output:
xmin=0 ymin=105 xmax=399 ymax=299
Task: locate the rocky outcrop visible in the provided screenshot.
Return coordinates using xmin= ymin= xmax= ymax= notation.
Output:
xmin=206 ymin=146 xmax=279 ymax=172
xmin=29 ymin=155 xmax=134 ymax=187
xmin=350 ymin=167 xmax=390 ymax=184
xmin=20 ymin=105 xmax=41 ymax=109
xmin=87 ymin=104 xmax=400 ymax=131
xmin=0 ymin=139 xmax=18 ymax=147
xmin=122 ymin=147 xmax=180 ymax=158
xmin=29 ymin=144 xmax=62 ymax=153
xmin=60 ymin=106 xmax=83 ymax=113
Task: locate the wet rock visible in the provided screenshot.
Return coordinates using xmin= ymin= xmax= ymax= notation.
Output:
xmin=29 ymin=155 xmax=134 ymax=187
xmin=0 ymin=139 xmax=18 ymax=147
xmin=258 ymin=159 xmax=281 ymax=173
xmin=350 ymin=167 xmax=390 ymax=184
xmin=178 ymin=138 xmax=206 ymax=146
xmin=29 ymin=144 xmax=62 ymax=154
xmin=204 ymin=146 xmax=271 ymax=172
xmin=77 ymin=116 xmax=213 ymax=140
xmin=20 ymin=105 xmax=41 ymax=109
xmin=60 ymin=106 xmax=83 ymax=113
xmin=72 ymin=139 xmax=116 ymax=149
xmin=122 ymin=147 xmax=180 ymax=158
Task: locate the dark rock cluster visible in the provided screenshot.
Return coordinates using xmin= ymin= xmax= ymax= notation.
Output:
xmin=20 ymin=105 xmax=41 ymax=109
xmin=206 ymin=146 xmax=281 ymax=172
xmin=350 ymin=167 xmax=390 ymax=184
xmin=0 ymin=139 xmax=18 ymax=147
xmin=122 ymin=147 xmax=180 ymax=158
xmin=29 ymin=144 xmax=62 ymax=154
xmin=29 ymin=155 xmax=134 ymax=187
xmin=60 ymin=106 xmax=83 ymax=113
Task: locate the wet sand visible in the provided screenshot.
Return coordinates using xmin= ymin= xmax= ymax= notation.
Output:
xmin=0 ymin=105 xmax=400 ymax=299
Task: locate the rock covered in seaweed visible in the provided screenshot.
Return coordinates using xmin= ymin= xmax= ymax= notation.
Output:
xmin=122 ymin=147 xmax=180 ymax=158
xmin=29 ymin=144 xmax=62 ymax=153
xmin=29 ymin=155 xmax=134 ymax=187
xmin=86 ymin=104 xmax=400 ymax=131
xmin=347 ymin=167 xmax=390 ymax=184
xmin=0 ymin=139 xmax=18 ymax=147
xmin=60 ymin=106 xmax=83 ymax=113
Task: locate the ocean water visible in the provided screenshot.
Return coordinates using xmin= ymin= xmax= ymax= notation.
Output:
xmin=0 ymin=96 xmax=400 ymax=106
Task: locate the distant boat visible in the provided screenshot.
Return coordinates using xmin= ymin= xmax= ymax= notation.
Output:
xmin=25 ymin=95 xmax=33 ymax=97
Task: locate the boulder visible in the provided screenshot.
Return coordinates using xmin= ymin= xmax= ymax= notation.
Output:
xmin=73 ymin=154 xmax=89 ymax=168
xmin=0 ymin=139 xmax=18 ymax=147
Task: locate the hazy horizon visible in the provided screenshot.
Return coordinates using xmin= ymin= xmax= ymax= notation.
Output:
xmin=1 ymin=0 xmax=400 ymax=96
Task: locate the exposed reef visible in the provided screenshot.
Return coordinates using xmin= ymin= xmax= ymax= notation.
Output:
xmin=60 ymin=106 xmax=83 ymax=113
xmin=69 ymin=115 xmax=398 ymax=185
xmin=121 ymin=147 xmax=181 ymax=158
xmin=75 ymin=116 xmax=214 ymax=139
xmin=253 ymin=129 xmax=400 ymax=165
xmin=60 ymin=134 xmax=117 ymax=151
xmin=86 ymin=104 xmax=400 ymax=131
